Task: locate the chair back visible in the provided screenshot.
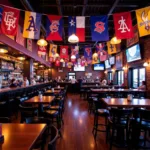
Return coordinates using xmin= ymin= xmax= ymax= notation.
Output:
xmin=140 ymin=109 xmax=150 ymax=124
xmin=0 ymin=117 xmax=10 ymax=123
xmin=48 ymin=125 xmax=58 ymax=150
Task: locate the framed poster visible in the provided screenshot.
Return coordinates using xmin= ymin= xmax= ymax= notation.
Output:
xmin=116 ymin=52 xmax=123 ymax=69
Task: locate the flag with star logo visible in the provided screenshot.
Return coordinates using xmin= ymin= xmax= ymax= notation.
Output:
xmin=68 ymin=16 xmax=85 ymax=42
xmin=107 ymin=41 xmax=117 ymax=55
xmin=1 ymin=6 xmax=20 ymax=36
xmin=46 ymin=15 xmax=63 ymax=41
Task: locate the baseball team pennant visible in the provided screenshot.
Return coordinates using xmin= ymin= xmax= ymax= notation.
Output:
xmin=1 ymin=6 xmax=20 ymax=36
xmin=46 ymin=15 xmax=63 ymax=41
xmin=68 ymin=16 xmax=85 ymax=42
xmin=107 ymin=41 xmax=117 ymax=55
xmin=90 ymin=16 xmax=109 ymax=41
xmin=113 ymin=12 xmax=134 ymax=39
xmin=38 ymin=46 xmax=47 ymax=56
xmin=23 ymin=11 xmax=41 ymax=39
xmin=0 ymin=7 xmax=3 ymax=33
xmin=49 ymin=44 xmax=57 ymax=57
xmin=16 ymin=25 xmax=25 ymax=47
xmin=136 ymin=6 xmax=150 ymax=37
xmin=71 ymin=46 xmax=79 ymax=58
xmin=60 ymin=46 xmax=68 ymax=59
xmin=84 ymin=46 xmax=92 ymax=61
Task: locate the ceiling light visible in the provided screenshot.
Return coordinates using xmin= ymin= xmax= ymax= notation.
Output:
xmin=71 ymin=55 xmax=76 ymax=59
xmin=34 ymin=62 xmax=38 ymax=65
xmin=0 ymin=48 xmax=8 ymax=53
xmin=110 ymin=36 xmax=121 ymax=44
xmin=143 ymin=62 xmax=149 ymax=67
xmin=68 ymin=34 xmax=79 ymax=43
xmin=37 ymin=35 xmax=48 ymax=46
xmin=60 ymin=59 xmax=64 ymax=62
xmin=55 ymin=53 xmax=59 ymax=57
xmin=39 ymin=65 xmax=44 ymax=67
xmin=17 ymin=56 xmax=25 ymax=61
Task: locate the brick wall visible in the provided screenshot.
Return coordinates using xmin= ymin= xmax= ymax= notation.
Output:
xmin=106 ymin=36 xmax=150 ymax=90
xmin=52 ymin=65 xmax=105 ymax=80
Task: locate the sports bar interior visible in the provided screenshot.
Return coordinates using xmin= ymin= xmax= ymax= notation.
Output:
xmin=0 ymin=0 xmax=150 ymax=150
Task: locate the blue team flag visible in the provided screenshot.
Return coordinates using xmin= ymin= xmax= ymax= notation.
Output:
xmin=90 ymin=16 xmax=109 ymax=41
xmin=84 ymin=46 xmax=92 ymax=60
xmin=68 ymin=16 xmax=76 ymax=36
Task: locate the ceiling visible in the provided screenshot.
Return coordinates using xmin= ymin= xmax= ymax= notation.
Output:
xmin=9 ymin=0 xmax=150 ymax=49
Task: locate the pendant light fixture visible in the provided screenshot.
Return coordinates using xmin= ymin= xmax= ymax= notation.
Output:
xmin=110 ymin=36 xmax=121 ymax=44
xmin=0 ymin=45 xmax=8 ymax=53
xmin=68 ymin=34 xmax=79 ymax=43
xmin=37 ymin=35 xmax=48 ymax=46
xmin=17 ymin=56 xmax=25 ymax=61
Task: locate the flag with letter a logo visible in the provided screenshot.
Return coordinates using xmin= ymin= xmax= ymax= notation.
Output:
xmin=68 ymin=16 xmax=85 ymax=42
xmin=90 ymin=16 xmax=109 ymax=41
xmin=60 ymin=46 xmax=68 ymax=59
xmin=46 ymin=15 xmax=63 ymax=41
xmin=136 ymin=6 xmax=150 ymax=37
xmin=1 ymin=6 xmax=20 ymax=36
xmin=113 ymin=12 xmax=134 ymax=39
xmin=23 ymin=11 xmax=41 ymax=39
xmin=107 ymin=41 xmax=117 ymax=55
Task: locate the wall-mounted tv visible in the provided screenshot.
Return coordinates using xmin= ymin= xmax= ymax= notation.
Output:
xmin=126 ymin=44 xmax=141 ymax=63
xmin=105 ymin=60 xmax=111 ymax=69
xmin=74 ymin=65 xmax=85 ymax=71
xmin=109 ymin=56 xmax=115 ymax=65
xmin=93 ymin=64 xmax=104 ymax=71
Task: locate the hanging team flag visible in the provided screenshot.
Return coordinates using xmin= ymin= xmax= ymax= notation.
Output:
xmin=113 ymin=12 xmax=134 ymax=39
xmin=49 ymin=44 xmax=57 ymax=57
xmin=84 ymin=46 xmax=92 ymax=64
xmin=1 ymin=6 xmax=20 ymax=36
xmin=16 ymin=25 xmax=25 ymax=47
xmin=107 ymin=41 xmax=117 ymax=55
xmin=60 ymin=46 xmax=68 ymax=59
xmin=71 ymin=46 xmax=79 ymax=58
xmin=27 ymin=39 xmax=32 ymax=51
xmin=136 ymin=6 xmax=150 ymax=37
xmin=46 ymin=15 xmax=63 ymax=41
xmin=38 ymin=46 xmax=47 ymax=56
xmin=90 ymin=16 xmax=109 ymax=41
xmin=68 ymin=16 xmax=85 ymax=42
xmin=23 ymin=11 xmax=41 ymax=39
xmin=0 ymin=7 xmax=3 ymax=33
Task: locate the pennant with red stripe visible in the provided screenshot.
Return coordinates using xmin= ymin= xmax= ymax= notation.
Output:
xmin=60 ymin=46 xmax=69 ymax=59
xmin=113 ymin=12 xmax=134 ymax=39
xmin=1 ymin=6 xmax=20 ymax=36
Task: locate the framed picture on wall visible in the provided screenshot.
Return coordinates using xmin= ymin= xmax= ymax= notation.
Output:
xmin=58 ymin=68 xmax=63 ymax=72
xmin=116 ymin=52 xmax=123 ymax=69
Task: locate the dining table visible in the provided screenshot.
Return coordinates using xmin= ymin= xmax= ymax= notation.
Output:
xmin=44 ymin=89 xmax=61 ymax=95
xmin=0 ymin=123 xmax=46 ymax=150
xmin=24 ymin=95 xmax=55 ymax=113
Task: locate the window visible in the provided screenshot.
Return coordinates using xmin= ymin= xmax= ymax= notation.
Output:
xmin=117 ymin=70 xmax=124 ymax=85
xmin=108 ymin=72 xmax=112 ymax=81
xmin=132 ymin=68 xmax=145 ymax=88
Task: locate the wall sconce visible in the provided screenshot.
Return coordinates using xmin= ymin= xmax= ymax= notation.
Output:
xmin=111 ymin=69 xmax=115 ymax=72
xmin=104 ymin=70 xmax=107 ymax=74
xmin=143 ymin=59 xmax=149 ymax=67
xmin=123 ymin=64 xmax=128 ymax=70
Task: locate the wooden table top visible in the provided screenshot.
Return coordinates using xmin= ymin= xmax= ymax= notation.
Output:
xmin=45 ymin=89 xmax=61 ymax=94
xmin=102 ymin=98 xmax=150 ymax=108
xmin=54 ymin=87 xmax=64 ymax=90
xmin=24 ymin=96 xmax=55 ymax=104
xmin=1 ymin=123 xmax=46 ymax=150
xmin=91 ymin=88 xmax=147 ymax=92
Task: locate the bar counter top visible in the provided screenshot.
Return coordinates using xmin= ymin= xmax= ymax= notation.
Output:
xmin=0 ymin=82 xmax=51 ymax=94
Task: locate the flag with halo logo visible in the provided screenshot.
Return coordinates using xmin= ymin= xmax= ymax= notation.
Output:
xmin=136 ymin=6 xmax=150 ymax=37
xmin=113 ymin=12 xmax=134 ymax=39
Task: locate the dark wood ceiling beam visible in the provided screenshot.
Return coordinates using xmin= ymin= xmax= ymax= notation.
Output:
xmin=82 ymin=0 xmax=88 ymax=16
xmin=56 ymin=0 xmax=66 ymax=44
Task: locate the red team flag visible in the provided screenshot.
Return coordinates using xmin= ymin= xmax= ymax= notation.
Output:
xmin=38 ymin=46 xmax=47 ymax=56
xmin=1 ymin=6 xmax=20 ymax=36
xmin=113 ymin=12 xmax=134 ymax=39
xmin=60 ymin=46 xmax=68 ymax=59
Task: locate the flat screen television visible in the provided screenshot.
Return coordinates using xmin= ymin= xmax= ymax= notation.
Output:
xmin=93 ymin=64 xmax=104 ymax=71
xmin=109 ymin=56 xmax=115 ymax=65
xmin=74 ymin=65 xmax=85 ymax=71
xmin=105 ymin=60 xmax=111 ymax=69
xmin=126 ymin=44 xmax=141 ymax=62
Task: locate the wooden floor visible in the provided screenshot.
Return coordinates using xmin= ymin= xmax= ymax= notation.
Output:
xmin=56 ymin=94 xmax=125 ymax=150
